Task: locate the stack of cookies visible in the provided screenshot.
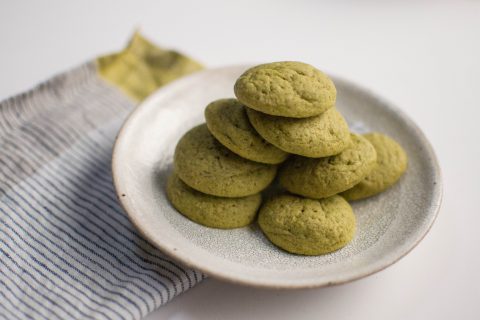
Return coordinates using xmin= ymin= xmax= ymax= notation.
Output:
xmin=167 ymin=62 xmax=408 ymax=256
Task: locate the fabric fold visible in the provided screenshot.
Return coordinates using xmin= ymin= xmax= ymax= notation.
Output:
xmin=0 ymin=33 xmax=205 ymax=320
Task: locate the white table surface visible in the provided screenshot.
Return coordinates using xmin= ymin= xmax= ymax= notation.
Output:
xmin=2 ymin=1 xmax=479 ymax=319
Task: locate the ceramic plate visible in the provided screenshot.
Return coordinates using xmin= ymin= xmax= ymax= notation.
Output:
xmin=112 ymin=65 xmax=442 ymax=288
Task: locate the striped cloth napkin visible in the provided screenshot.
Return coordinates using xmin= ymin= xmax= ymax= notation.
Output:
xmin=0 ymin=33 xmax=205 ymax=320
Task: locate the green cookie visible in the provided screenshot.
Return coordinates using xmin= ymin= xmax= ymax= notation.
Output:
xmin=205 ymin=98 xmax=289 ymax=164
xmin=279 ymin=134 xmax=377 ymax=198
xmin=341 ymin=133 xmax=408 ymax=200
xmin=174 ymin=124 xmax=277 ymax=197
xmin=246 ymin=107 xmax=351 ymax=158
xmin=234 ymin=61 xmax=336 ymax=118
xmin=258 ymin=194 xmax=356 ymax=255
xmin=167 ymin=173 xmax=261 ymax=229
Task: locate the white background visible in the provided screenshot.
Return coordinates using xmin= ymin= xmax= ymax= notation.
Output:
xmin=1 ymin=1 xmax=479 ymax=319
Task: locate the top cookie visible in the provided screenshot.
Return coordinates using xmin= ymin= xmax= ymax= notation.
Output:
xmin=234 ymin=61 xmax=336 ymax=118
xmin=174 ymin=124 xmax=277 ymax=197
xmin=205 ymin=98 xmax=289 ymax=164
xmin=279 ymin=134 xmax=377 ymax=198
xmin=341 ymin=133 xmax=408 ymax=200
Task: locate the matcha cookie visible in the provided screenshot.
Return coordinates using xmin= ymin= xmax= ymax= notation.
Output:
xmin=234 ymin=61 xmax=336 ymax=118
xmin=167 ymin=173 xmax=261 ymax=228
xmin=341 ymin=133 xmax=408 ymax=200
xmin=258 ymin=194 xmax=356 ymax=255
xmin=279 ymin=134 xmax=377 ymax=198
xmin=246 ymin=107 xmax=350 ymax=158
xmin=174 ymin=124 xmax=277 ymax=197
xmin=205 ymin=98 xmax=289 ymax=164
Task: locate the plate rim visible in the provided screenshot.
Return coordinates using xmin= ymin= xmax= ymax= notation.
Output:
xmin=111 ymin=64 xmax=443 ymax=289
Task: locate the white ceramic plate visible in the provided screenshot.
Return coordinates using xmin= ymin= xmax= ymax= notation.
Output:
xmin=112 ymin=65 xmax=442 ymax=288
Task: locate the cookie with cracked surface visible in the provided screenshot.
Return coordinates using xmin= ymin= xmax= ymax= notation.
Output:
xmin=258 ymin=194 xmax=356 ymax=255
xmin=205 ymin=98 xmax=288 ymax=164
xmin=167 ymin=173 xmax=261 ymax=229
xmin=279 ymin=134 xmax=377 ymax=198
xmin=341 ymin=133 xmax=408 ymax=200
xmin=246 ymin=107 xmax=350 ymax=158
xmin=174 ymin=124 xmax=277 ymax=197
xmin=234 ymin=61 xmax=336 ymax=118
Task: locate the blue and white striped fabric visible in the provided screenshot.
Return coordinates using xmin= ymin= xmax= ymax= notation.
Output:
xmin=0 ymin=62 xmax=205 ymax=319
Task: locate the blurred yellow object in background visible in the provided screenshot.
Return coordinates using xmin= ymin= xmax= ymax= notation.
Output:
xmin=97 ymin=32 xmax=203 ymax=101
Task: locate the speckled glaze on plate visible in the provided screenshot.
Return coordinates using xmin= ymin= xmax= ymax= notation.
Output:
xmin=112 ymin=65 xmax=442 ymax=289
